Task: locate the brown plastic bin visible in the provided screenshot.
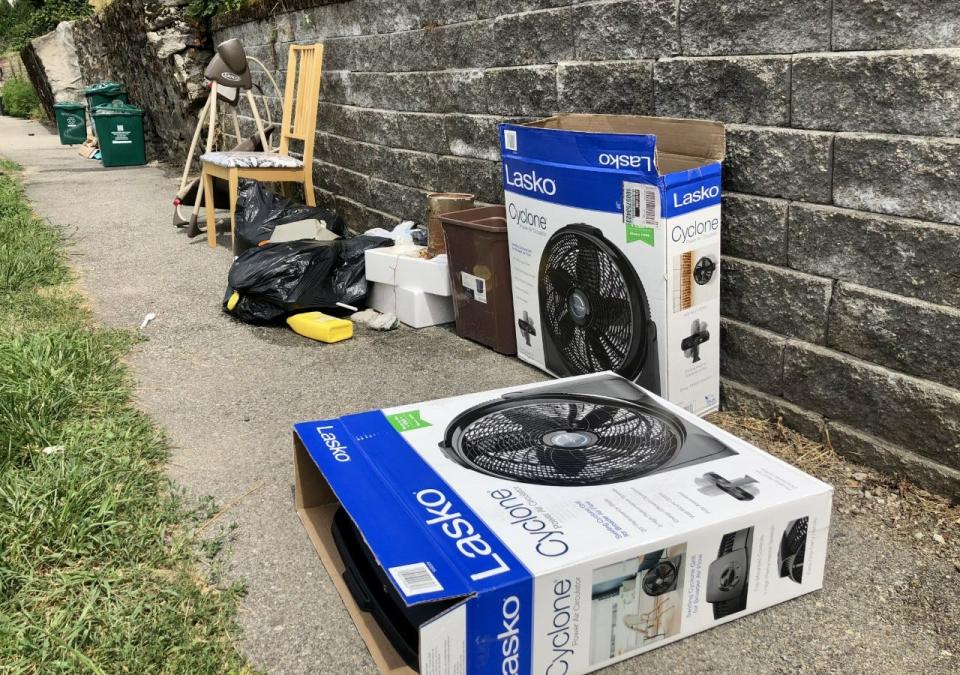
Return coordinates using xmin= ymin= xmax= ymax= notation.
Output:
xmin=440 ymin=205 xmax=517 ymax=355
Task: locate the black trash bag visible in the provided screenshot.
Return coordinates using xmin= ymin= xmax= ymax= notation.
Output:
xmin=223 ymin=236 xmax=392 ymax=324
xmin=234 ymin=180 xmax=347 ymax=252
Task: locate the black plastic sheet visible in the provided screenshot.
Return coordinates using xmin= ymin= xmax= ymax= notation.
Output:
xmin=234 ymin=180 xmax=347 ymax=252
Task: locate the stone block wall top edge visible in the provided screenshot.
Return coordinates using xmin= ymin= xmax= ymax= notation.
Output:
xmin=726 ymin=122 xmax=834 ymax=137
xmin=784 ymin=335 xmax=960 ymax=397
xmin=833 ymin=280 xmax=960 ymax=314
xmin=658 ymin=54 xmax=792 ymax=63
xmin=791 ymin=46 xmax=960 ymax=60
xmin=320 ymin=129 xmax=448 ymax=158
xmin=320 ymin=100 xmax=459 ymax=118
xmin=724 ymin=254 xmax=833 ymax=284
xmin=721 ymin=315 xmax=790 ymax=341
xmin=834 ymin=130 xmax=960 ymax=144
xmin=558 ymin=58 xmax=657 ymax=66
xmin=724 ymin=191 xmax=791 ymax=206
xmin=788 ymin=200 xmax=960 ymax=231
xmin=334 ymin=190 xmax=401 ymax=219
xmin=825 ymin=420 xmax=960 ymax=497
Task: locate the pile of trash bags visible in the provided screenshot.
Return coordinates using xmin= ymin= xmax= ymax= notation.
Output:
xmin=224 ymin=237 xmax=391 ymax=324
xmin=224 ymin=182 xmax=392 ymax=324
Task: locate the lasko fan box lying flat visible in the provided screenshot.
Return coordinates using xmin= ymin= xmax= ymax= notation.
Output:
xmin=294 ymin=373 xmax=832 ymax=675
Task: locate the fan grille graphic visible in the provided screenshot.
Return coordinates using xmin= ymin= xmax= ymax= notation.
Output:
xmin=780 ymin=517 xmax=808 ymax=582
xmin=540 ymin=229 xmax=641 ymax=375
xmin=447 ymin=395 xmax=683 ymax=486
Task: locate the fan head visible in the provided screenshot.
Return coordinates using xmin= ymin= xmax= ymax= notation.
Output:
xmin=539 ymin=225 xmax=649 ymax=379
xmin=642 ymin=560 xmax=679 ymax=596
xmin=694 ymin=256 xmax=716 ymax=285
xmin=442 ymin=393 xmax=685 ymax=486
xmin=204 ymin=39 xmax=253 ymax=90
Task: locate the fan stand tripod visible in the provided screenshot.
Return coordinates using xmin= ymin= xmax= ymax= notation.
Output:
xmin=176 ymin=82 xmax=271 ymax=237
xmin=174 ymin=39 xmax=281 ymax=237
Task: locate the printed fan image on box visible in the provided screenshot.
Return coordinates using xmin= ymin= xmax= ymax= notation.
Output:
xmin=293 ymin=372 xmax=833 ymax=675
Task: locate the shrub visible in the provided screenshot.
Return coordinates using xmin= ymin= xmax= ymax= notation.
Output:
xmin=1 ymin=77 xmax=40 ymax=119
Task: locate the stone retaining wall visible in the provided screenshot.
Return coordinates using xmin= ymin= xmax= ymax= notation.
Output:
xmin=68 ymin=0 xmax=210 ymax=161
xmin=211 ymin=1 xmax=960 ymax=495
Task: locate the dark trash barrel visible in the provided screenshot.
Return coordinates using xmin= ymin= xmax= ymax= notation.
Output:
xmin=440 ymin=205 xmax=517 ymax=355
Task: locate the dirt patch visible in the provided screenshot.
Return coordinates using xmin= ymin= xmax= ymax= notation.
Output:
xmin=710 ymin=412 xmax=959 ymax=568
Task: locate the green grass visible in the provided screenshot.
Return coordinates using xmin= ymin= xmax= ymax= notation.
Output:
xmin=0 ymin=159 xmax=250 ymax=673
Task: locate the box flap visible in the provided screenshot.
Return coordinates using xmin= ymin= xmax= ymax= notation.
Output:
xmin=294 ymin=419 xmax=474 ymax=604
xmin=294 ymin=414 xmax=532 ymax=604
xmin=518 ymin=113 xmax=726 ymax=173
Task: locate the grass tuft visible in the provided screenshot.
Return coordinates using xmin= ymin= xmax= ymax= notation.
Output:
xmin=0 ymin=160 xmax=250 ymax=672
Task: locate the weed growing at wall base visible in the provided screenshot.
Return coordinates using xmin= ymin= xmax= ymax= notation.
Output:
xmin=1 ymin=77 xmax=40 ymax=119
xmin=0 ymin=159 xmax=250 ymax=672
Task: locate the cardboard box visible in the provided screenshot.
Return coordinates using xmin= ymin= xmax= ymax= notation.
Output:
xmin=500 ymin=115 xmax=725 ymax=415
xmin=294 ymin=372 xmax=832 ymax=674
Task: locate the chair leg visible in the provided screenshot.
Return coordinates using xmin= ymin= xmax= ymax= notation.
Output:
xmin=204 ymin=169 xmax=217 ymax=249
xmin=303 ymin=171 xmax=316 ymax=207
xmin=228 ymin=169 xmax=239 ymax=254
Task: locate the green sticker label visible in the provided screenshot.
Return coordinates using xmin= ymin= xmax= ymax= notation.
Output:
xmin=626 ymin=224 xmax=655 ymax=246
xmin=386 ymin=410 xmax=431 ymax=432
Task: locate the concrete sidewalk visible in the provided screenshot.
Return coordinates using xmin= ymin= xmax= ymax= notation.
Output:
xmin=2 ymin=115 xmax=957 ymax=674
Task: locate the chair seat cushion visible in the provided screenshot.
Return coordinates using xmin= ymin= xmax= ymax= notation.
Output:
xmin=201 ymin=151 xmax=303 ymax=169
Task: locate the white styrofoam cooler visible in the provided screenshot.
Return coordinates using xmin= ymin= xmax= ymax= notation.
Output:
xmin=364 ymin=245 xmax=454 ymax=328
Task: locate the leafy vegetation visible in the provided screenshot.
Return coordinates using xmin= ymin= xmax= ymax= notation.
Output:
xmin=1 ymin=76 xmax=40 ymax=118
xmin=0 ymin=159 xmax=250 ymax=672
xmin=0 ymin=0 xmax=92 ymax=52
xmin=186 ymin=0 xmax=247 ymax=20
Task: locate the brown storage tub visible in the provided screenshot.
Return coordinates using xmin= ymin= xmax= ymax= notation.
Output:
xmin=440 ymin=205 xmax=517 ymax=355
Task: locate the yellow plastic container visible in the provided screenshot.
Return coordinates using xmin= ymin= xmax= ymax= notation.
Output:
xmin=286 ymin=312 xmax=353 ymax=343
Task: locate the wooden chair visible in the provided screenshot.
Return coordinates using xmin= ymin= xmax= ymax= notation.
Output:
xmin=201 ymin=43 xmax=324 ymax=250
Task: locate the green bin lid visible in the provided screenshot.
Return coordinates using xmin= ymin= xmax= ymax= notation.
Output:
xmin=83 ymin=80 xmax=125 ymax=94
xmin=92 ymin=101 xmax=144 ymax=117
xmin=54 ymin=101 xmax=86 ymax=111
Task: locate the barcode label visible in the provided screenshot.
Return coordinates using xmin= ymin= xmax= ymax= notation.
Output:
xmin=503 ymin=129 xmax=518 ymax=151
xmin=623 ymin=182 xmax=659 ymax=245
xmin=642 ymin=187 xmax=657 ymax=226
xmin=389 ymin=563 xmax=443 ymax=596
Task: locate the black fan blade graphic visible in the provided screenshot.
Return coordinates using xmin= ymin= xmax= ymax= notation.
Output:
xmin=586 ymin=331 xmax=615 ymax=371
xmin=545 ymin=266 xmax=577 ymax=296
xmin=501 ymin=405 xmax=555 ymax=431
xmin=605 ymin=297 xmax=632 ymax=324
xmin=575 ymin=245 xmax=599 ymax=288
xmin=536 ymin=446 xmax=589 ymax=477
xmin=580 ymin=404 xmax=616 ymax=429
xmin=555 ymin=315 xmax=576 ymax=350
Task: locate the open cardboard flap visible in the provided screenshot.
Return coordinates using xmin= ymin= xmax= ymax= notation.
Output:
xmin=524 ymin=113 xmax=726 ymax=175
xmin=294 ymin=434 xmax=416 ymax=675
xmin=295 ymin=434 xmax=474 ymax=674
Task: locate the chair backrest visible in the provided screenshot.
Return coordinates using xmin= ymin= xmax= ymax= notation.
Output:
xmin=279 ymin=43 xmax=324 ymax=165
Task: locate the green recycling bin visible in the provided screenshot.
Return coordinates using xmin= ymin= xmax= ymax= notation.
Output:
xmin=83 ymin=81 xmax=129 ymax=111
xmin=92 ymin=102 xmax=146 ymax=167
xmin=83 ymin=81 xmax=129 ymax=138
xmin=53 ymin=102 xmax=87 ymax=145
